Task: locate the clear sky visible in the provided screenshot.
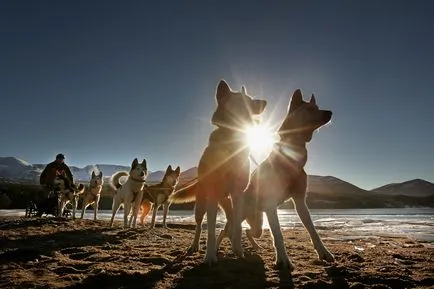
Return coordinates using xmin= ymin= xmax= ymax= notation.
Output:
xmin=1 ymin=1 xmax=433 ymax=190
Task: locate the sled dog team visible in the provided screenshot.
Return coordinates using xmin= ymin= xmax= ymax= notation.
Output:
xmin=55 ymin=162 xmax=181 ymax=230
xmin=57 ymin=80 xmax=335 ymax=269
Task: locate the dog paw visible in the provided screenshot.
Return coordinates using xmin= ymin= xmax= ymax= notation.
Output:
xmin=231 ymin=245 xmax=244 ymax=258
xmin=318 ymin=249 xmax=335 ymax=262
xmin=186 ymin=245 xmax=198 ymax=255
xmin=230 ymin=237 xmax=244 ymax=258
xmin=204 ymin=253 xmax=217 ymax=266
xmin=275 ymin=256 xmax=295 ymax=271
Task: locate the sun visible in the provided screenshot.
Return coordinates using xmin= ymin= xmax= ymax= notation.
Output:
xmin=244 ymin=124 xmax=276 ymax=162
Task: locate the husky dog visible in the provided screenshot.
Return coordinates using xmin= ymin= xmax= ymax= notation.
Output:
xmin=109 ymin=158 xmax=148 ymax=228
xmin=217 ymin=89 xmax=335 ymax=270
xmin=80 ymin=171 xmax=104 ymax=220
xmin=54 ymin=174 xmax=85 ymax=219
xmin=137 ymin=165 xmax=181 ymax=228
xmin=170 ymin=80 xmax=267 ymax=265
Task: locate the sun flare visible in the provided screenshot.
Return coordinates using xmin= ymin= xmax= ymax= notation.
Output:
xmin=244 ymin=124 xmax=276 ymax=161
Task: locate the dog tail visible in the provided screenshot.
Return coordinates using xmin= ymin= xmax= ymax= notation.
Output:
xmin=110 ymin=171 xmax=129 ymax=190
xmin=169 ymin=178 xmax=198 ymax=204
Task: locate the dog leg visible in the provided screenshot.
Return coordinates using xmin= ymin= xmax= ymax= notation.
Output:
xmin=128 ymin=210 xmax=133 ymax=227
xmin=188 ymin=198 xmax=206 ymax=254
xmin=81 ymin=202 xmax=88 ymax=219
xmin=140 ymin=201 xmax=152 ymax=226
xmin=204 ymin=200 xmax=219 ymax=265
xmin=58 ymin=200 xmax=62 ymax=218
xmin=230 ymin=193 xmax=244 ymax=258
xmin=293 ymin=197 xmax=335 ymax=262
xmin=59 ymin=200 xmax=65 ymax=218
xmin=216 ymin=225 xmax=228 ymax=250
xmin=162 ymin=202 xmax=169 ymax=228
xmin=216 ymin=198 xmax=232 ymax=250
xmin=150 ymin=203 xmax=159 ymax=228
xmin=246 ymin=229 xmax=263 ymax=250
xmin=245 ymin=212 xmax=264 ymax=250
xmin=131 ymin=191 xmax=144 ymax=228
xmin=110 ymin=198 xmax=122 ymax=228
xmin=123 ymin=201 xmax=132 ymax=228
xmin=266 ymin=207 xmax=294 ymax=271
xmin=94 ymin=198 xmax=99 ymax=221
xmin=72 ymin=198 xmax=77 ymax=220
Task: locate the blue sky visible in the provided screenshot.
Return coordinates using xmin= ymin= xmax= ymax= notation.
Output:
xmin=1 ymin=1 xmax=433 ymax=190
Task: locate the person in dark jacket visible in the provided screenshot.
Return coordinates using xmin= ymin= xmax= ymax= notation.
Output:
xmin=39 ymin=153 xmax=74 ymax=189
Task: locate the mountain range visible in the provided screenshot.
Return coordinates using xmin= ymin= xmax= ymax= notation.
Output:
xmin=0 ymin=157 xmax=197 ymax=184
xmin=1 ymin=157 xmax=433 ymax=208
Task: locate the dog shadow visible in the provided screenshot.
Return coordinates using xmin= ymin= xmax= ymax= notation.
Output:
xmin=0 ymin=218 xmax=122 ymax=264
xmin=65 ymin=251 xmax=270 ymax=289
xmin=173 ymin=252 xmax=268 ymax=289
xmin=66 ymin=266 xmax=170 ymax=289
xmin=0 ymin=216 xmax=61 ymax=230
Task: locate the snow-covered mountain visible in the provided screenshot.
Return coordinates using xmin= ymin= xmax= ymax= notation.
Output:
xmin=32 ymin=163 xmax=131 ymax=182
xmin=0 ymin=157 xmax=197 ymax=184
xmin=0 ymin=157 xmax=42 ymax=182
xmin=147 ymin=167 xmax=198 ymax=184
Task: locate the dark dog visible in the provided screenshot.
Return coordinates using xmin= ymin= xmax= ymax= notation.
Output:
xmin=35 ymin=193 xmax=60 ymax=217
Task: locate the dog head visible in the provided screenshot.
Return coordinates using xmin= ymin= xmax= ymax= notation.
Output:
xmin=71 ymin=183 xmax=85 ymax=201
xmin=211 ymin=80 xmax=267 ymax=130
xmin=129 ymin=158 xmax=148 ymax=181
xmin=278 ymin=89 xmax=332 ymax=143
xmin=162 ymin=165 xmax=181 ymax=188
xmin=71 ymin=183 xmax=85 ymax=194
xmin=90 ymin=171 xmax=103 ymax=187
xmin=53 ymin=174 xmax=69 ymax=191
xmin=63 ymin=183 xmax=85 ymax=202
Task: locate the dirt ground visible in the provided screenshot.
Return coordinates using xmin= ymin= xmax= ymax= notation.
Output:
xmin=0 ymin=216 xmax=433 ymax=289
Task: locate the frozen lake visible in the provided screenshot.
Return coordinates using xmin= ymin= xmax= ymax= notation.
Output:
xmin=1 ymin=207 xmax=433 ymax=242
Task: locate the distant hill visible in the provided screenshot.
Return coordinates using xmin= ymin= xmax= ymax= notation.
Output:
xmin=281 ymin=175 xmax=434 ymax=209
xmin=372 ymin=179 xmax=434 ymax=197
xmin=1 ymin=156 xmax=433 ymax=208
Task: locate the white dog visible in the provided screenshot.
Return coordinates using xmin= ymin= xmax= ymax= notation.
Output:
xmin=109 ymin=158 xmax=148 ymax=228
xmin=80 ymin=171 xmax=104 ymax=220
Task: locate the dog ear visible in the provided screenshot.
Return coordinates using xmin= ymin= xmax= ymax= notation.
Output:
xmin=241 ymin=85 xmax=246 ymax=96
xmin=309 ymin=94 xmax=316 ymax=105
xmin=141 ymin=159 xmax=147 ymax=169
xmin=216 ymin=80 xmax=231 ymax=105
xmin=289 ymin=89 xmax=303 ymax=112
xmin=92 ymin=171 xmax=95 ymax=178
xmin=132 ymin=158 xmax=139 ymax=168
xmin=175 ymin=166 xmax=181 ymax=175
xmin=166 ymin=165 xmax=172 ymax=172
xmin=99 ymin=171 xmax=103 ymax=178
